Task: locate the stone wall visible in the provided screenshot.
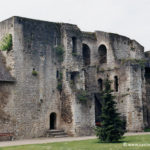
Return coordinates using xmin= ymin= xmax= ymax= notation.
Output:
xmin=0 ymin=16 xmax=147 ymax=139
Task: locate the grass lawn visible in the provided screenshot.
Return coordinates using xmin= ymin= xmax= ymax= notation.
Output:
xmin=1 ymin=135 xmax=150 ymax=150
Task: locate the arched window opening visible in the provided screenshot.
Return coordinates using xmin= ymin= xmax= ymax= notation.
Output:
xmin=82 ymin=44 xmax=91 ymax=66
xmin=50 ymin=112 xmax=56 ymax=130
xmin=114 ymin=76 xmax=118 ymax=92
xmin=98 ymin=45 xmax=107 ymax=64
xmin=98 ymin=78 xmax=103 ymax=91
xmin=72 ymin=37 xmax=77 ymax=53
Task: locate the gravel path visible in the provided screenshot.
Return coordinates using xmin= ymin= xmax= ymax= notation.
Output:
xmin=0 ymin=132 xmax=150 ymax=147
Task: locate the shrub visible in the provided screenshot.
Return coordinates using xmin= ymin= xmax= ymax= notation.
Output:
xmin=0 ymin=34 xmax=12 ymax=51
xmin=121 ymin=58 xmax=146 ymax=67
xmin=57 ymin=81 xmax=62 ymax=91
xmin=77 ymin=89 xmax=89 ymax=103
xmin=144 ymin=128 xmax=150 ymax=132
xmin=72 ymin=52 xmax=78 ymax=56
xmin=53 ymin=45 xmax=64 ymax=62
xmin=32 ymin=70 xmax=38 ymax=76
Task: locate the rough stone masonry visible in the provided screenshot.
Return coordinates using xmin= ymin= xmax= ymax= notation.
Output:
xmin=0 ymin=16 xmax=150 ymax=139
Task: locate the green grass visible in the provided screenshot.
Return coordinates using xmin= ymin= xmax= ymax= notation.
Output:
xmin=1 ymin=135 xmax=150 ymax=150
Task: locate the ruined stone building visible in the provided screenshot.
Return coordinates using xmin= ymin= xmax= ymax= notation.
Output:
xmin=0 ymin=16 xmax=150 ymax=139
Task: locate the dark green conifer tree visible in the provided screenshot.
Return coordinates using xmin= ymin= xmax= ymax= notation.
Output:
xmin=96 ymin=79 xmax=126 ymax=142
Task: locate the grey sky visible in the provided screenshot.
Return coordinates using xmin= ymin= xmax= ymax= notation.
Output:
xmin=0 ymin=0 xmax=149 ymax=51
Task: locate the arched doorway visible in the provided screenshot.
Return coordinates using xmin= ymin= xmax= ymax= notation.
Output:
xmin=98 ymin=45 xmax=107 ymax=64
xmin=82 ymin=44 xmax=90 ymax=66
xmin=50 ymin=112 xmax=56 ymax=130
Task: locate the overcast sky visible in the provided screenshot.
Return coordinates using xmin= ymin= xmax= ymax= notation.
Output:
xmin=0 ymin=0 xmax=149 ymax=51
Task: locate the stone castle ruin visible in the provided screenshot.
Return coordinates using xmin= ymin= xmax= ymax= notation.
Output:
xmin=0 ymin=16 xmax=150 ymax=139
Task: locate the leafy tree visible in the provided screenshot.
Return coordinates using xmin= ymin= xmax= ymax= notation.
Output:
xmin=95 ymin=79 xmax=126 ymax=143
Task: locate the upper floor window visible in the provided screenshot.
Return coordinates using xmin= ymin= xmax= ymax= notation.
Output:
xmin=54 ymin=37 xmax=58 ymax=46
xmin=98 ymin=78 xmax=103 ymax=91
xmin=82 ymin=44 xmax=90 ymax=66
xmin=72 ymin=37 xmax=77 ymax=53
xmin=114 ymin=76 xmax=119 ymax=92
xmin=98 ymin=45 xmax=107 ymax=64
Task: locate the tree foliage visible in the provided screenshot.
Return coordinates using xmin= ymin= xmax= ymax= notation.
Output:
xmin=95 ymin=79 xmax=126 ymax=143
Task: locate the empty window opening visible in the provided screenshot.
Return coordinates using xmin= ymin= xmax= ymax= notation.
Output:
xmin=145 ymin=67 xmax=150 ymax=77
xmin=98 ymin=78 xmax=103 ymax=91
xmin=54 ymin=37 xmax=58 ymax=46
xmin=72 ymin=37 xmax=77 ymax=53
xmin=50 ymin=112 xmax=56 ymax=130
xmin=70 ymin=72 xmax=76 ymax=85
xmin=145 ymin=67 xmax=150 ymax=84
xmin=82 ymin=44 xmax=90 ymax=66
xmin=98 ymin=45 xmax=107 ymax=64
xmin=114 ymin=76 xmax=119 ymax=92
xmin=56 ymin=70 xmax=59 ymax=79
xmin=144 ymin=68 xmax=150 ymax=126
xmin=70 ymin=71 xmax=79 ymax=88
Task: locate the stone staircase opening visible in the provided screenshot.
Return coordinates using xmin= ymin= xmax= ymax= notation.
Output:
xmin=46 ymin=130 xmax=68 ymax=138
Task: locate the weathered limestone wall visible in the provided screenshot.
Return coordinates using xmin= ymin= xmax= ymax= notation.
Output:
xmin=12 ymin=17 xmax=66 ymax=138
xmin=90 ymin=31 xmax=144 ymax=131
xmin=0 ymin=16 xmax=146 ymax=139
xmin=0 ymin=18 xmax=16 ymax=134
xmin=61 ymin=25 xmax=96 ymax=136
xmin=142 ymin=53 xmax=150 ymax=128
xmin=127 ymin=65 xmax=144 ymax=131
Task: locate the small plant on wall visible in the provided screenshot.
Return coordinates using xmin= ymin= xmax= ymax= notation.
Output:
xmin=72 ymin=52 xmax=78 ymax=57
xmin=57 ymin=72 xmax=63 ymax=92
xmin=53 ymin=45 xmax=64 ymax=62
xmin=32 ymin=68 xmax=38 ymax=76
xmin=0 ymin=34 xmax=12 ymax=51
xmin=76 ymin=89 xmax=89 ymax=103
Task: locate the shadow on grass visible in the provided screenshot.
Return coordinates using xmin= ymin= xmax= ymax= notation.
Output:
xmin=94 ymin=137 xmax=127 ymax=144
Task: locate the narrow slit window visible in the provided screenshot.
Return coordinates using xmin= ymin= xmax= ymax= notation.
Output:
xmin=98 ymin=78 xmax=103 ymax=91
xmin=54 ymin=37 xmax=58 ymax=46
xmin=114 ymin=76 xmax=119 ymax=92
xmin=82 ymin=44 xmax=90 ymax=66
xmin=56 ymin=70 xmax=59 ymax=79
xmin=72 ymin=37 xmax=77 ymax=53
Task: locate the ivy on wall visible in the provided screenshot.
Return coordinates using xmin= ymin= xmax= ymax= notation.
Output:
xmin=0 ymin=34 xmax=12 ymax=51
xmin=53 ymin=45 xmax=64 ymax=62
xmin=76 ymin=89 xmax=89 ymax=104
xmin=120 ymin=58 xmax=147 ymax=67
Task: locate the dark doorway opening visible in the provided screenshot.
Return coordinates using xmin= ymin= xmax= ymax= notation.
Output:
xmin=82 ymin=44 xmax=90 ymax=66
xmin=50 ymin=112 xmax=56 ymax=130
xmin=94 ymin=93 xmax=102 ymax=126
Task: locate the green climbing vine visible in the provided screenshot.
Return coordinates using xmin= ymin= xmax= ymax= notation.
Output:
xmin=0 ymin=34 xmax=12 ymax=51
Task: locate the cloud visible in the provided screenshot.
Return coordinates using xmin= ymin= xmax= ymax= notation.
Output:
xmin=0 ymin=0 xmax=149 ymax=50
